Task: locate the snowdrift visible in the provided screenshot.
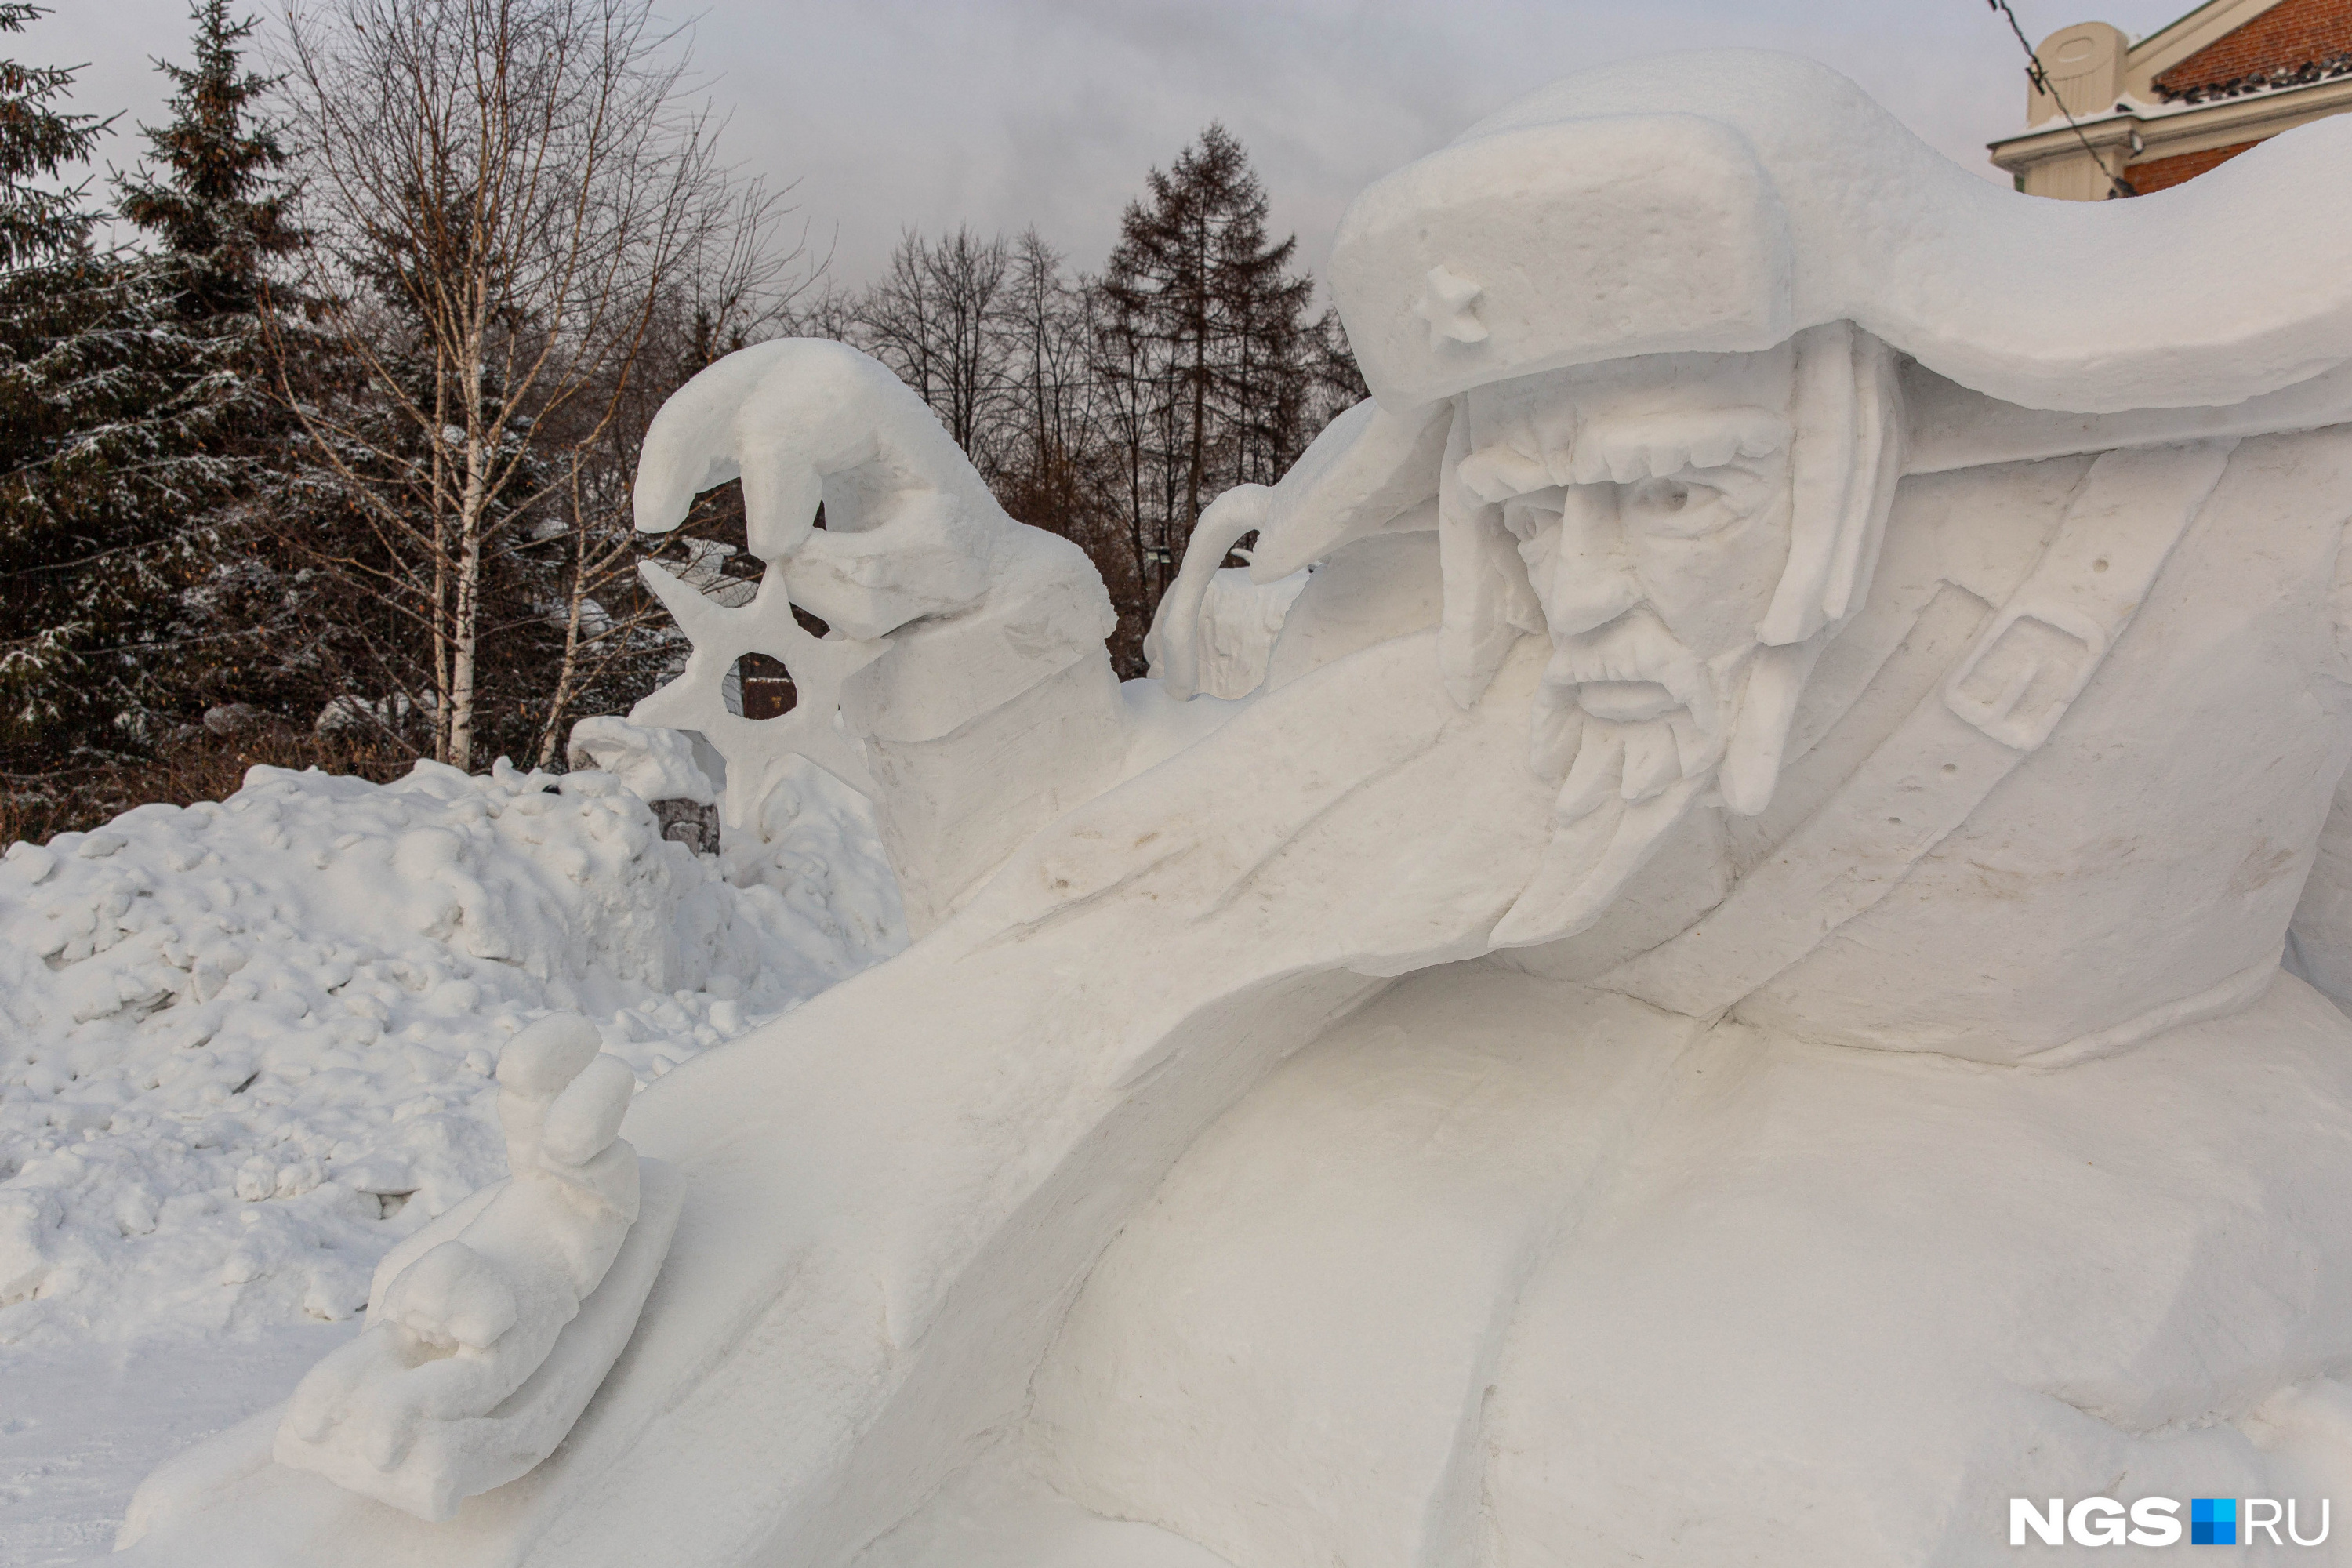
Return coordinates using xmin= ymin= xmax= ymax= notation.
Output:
xmin=0 ymin=754 xmax=902 ymax=1345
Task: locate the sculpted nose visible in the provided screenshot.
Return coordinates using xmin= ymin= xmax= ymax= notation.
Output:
xmin=1541 ymin=485 xmax=1641 ymax=637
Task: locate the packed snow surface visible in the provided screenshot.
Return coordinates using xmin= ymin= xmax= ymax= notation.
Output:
xmin=0 ymin=754 xmax=903 ymax=1347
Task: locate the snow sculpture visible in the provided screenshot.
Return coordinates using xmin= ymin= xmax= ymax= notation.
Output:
xmin=565 ymin=714 xmax=721 ymax=851
xmin=267 ymin=1014 xmax=681 ymax=1523
xmin=626 ymin=557 xmax=884 ymax=812
xmin=114 ymin=50 xmax=2352 ymax=1568
xmin=1142 ymin=485 xmax=1312 ymax=701
xmin=630 ymin=339 xmax=1122 ymax=933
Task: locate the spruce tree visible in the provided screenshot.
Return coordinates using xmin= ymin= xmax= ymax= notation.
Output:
xmin=0 ymin=2 xmax=107 ymax=267
xmin=1099 ymin=125 xmax=1320 ymax=640
xmin=0 ymin=2 xmax=291 ymax=768
xmin=0 ymin=270 xmax=230 ymax=761
xmin=114 ymin=0 xmax=315 ymax=729
xmin=116 ymin=0 xmax=299 ymax=315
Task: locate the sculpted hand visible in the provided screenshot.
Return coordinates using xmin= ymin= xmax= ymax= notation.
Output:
xmin=630 ymin=341 xmax=1122 ymax=932
xmin=633 ymin=338 xmax=1094 ymax=642
xmin=275 ymin=1016 xmax=642 ymax=1521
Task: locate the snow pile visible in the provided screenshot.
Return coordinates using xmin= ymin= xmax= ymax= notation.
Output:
xmin=0 ymin=753 xmax=902 ymax=1345
xmin=565 ymin=716 xmax=715 ymax=806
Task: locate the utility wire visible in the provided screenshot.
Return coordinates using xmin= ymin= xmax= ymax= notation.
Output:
xmin=1986 ymin=0 xmax=2137 ymax=198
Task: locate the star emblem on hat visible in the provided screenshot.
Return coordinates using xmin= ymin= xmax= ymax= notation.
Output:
xmin=1412 ymin=263 xmax=1489 ymax=347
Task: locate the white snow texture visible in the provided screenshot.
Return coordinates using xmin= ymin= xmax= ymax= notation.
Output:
xmin=0 ymin=753 xmax=901 ymax=1347
xmin=64 ymin=44 xmax=2352 ymax=1568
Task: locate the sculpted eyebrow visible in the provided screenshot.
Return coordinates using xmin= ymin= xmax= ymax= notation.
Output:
xmin=1457 ymin=408 xmax=1790 ymax=503
xmin=1563 ymin=409 xmax=1791 ymax=486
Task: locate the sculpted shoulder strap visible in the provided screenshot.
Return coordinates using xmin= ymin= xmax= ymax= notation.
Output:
xmin=1595 ymin=439 xmax=2238 ymax=1022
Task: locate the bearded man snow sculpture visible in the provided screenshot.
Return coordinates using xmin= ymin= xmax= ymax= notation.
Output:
xmin=112 ymin=49 xmax=2352 ymax=1568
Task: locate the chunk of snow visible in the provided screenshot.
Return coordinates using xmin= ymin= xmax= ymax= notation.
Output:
xmin=565 ymin=717 xmax=717 ymax=808
xmin=0 ymin=757 xmax=902 ymax=1346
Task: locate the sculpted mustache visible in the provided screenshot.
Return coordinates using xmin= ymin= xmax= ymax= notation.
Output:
xmin=1541 ymin=614 xmax=1719 ymax=736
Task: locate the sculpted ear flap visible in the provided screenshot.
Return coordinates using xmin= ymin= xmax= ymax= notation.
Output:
xmin=1719 ymin=639 xmax=1824 ymax=817
xmin=1247 ymin=397 xmax=1454 ymax=580
xmin=1757 ymin=322 xmax=1906 ymax=648
xmin=1438 ymin=406 xmax=1544 ymax=709
xmin=1825 ymin=329 xmax=1906 ymax=627
xmin=1725 ymin=325 xmax=1904 ymax=818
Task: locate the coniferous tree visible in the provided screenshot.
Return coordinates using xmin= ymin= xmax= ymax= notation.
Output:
xmin=0 ymin=2 xmax=107 ymax=267
xmin=118 ymin=0 xmax=317 ymax=725
xmin=0 ymin=2 xmax=299 ymax=768
xmin=1097 ymin=125 xmax=1325 ymax=653
xmin=0 ymin=4 xmax=168 ymax=762
xmin=116 ymin=0 xmax=299 ymax=315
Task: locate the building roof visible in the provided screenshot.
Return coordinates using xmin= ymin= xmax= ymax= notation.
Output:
xmin=1987 ymin=0 xmax=2352 ymax=198
xmin=2149 ymin=0 xmax=2352 ymax=101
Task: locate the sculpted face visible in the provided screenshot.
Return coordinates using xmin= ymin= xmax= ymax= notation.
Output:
xmin=1454 ymin=328 xmax=1903 ymax=948
xmin=1455 ymin=345 xmax=1798 ymax=819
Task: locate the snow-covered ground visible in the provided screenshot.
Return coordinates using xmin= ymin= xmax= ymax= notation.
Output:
xmin=2 ymin=1323 xmax=354 ymax=1565
xmin=0 ymin=752 xmax=904 ymax=1563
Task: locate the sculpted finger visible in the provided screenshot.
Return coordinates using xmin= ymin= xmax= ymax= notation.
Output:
xmin=784 ymin=492 xmax=992 ymax=639
xmin=729 ymin=344 xmax=872 ymax=561
xmin=1146 ymin=484 xmax=1272 ymax=699
xmin=1248 ymin=396 xmax=1450 ymax=580
xmin=731 ymin=340 xmax=1006 ymax=565
xmin=631 ymin=339 xmax=804 ymax=536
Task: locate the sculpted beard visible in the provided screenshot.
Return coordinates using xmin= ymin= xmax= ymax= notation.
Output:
xmin=1530 ymin=608 xmax=1749 ymax=825
xmin=1494 ymin=604 xmax=1764 ymax=949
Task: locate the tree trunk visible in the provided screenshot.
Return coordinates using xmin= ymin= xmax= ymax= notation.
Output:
xmin=430 ymin=351 xmax=453 ymax=762
xmin=536 ymin=466 xmax=590 ymax=768
xmin=448 ymin=392 xmax=490 ymax=772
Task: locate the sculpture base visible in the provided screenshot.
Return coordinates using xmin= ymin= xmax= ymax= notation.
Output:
xmin=105 ymin=969 xmax=2352 ymax=1567
xmin=114 ymin=1160 xmax=684 ymax=1553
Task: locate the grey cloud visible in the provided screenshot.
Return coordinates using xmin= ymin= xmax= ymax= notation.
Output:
xmin=49 ymin=0 xmax=2203 ymax=290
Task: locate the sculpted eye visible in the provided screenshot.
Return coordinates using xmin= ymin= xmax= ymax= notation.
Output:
xmin=1619 ymin=466 xmax=1763 ymax=539
xmin=1628 ymin=477 xmax=1690 ymax=514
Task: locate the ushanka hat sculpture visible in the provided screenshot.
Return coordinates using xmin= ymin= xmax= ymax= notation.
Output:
xmin=1333 ymin=49 xmax=2352 ymax=413
xmin=1249 ymin=49 xmax=2352 ymax=579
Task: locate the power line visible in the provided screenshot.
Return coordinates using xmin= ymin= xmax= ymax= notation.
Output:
xmin=1985 ymin=0 xmax=2138 ymax=198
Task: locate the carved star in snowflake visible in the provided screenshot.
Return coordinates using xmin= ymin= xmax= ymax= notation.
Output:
xmin=630 ymin=558 xmax=887 ymax=830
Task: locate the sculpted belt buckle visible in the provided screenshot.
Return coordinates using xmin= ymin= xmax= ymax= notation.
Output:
xmin=1943 ymin=601 xmax=2109 ymax=753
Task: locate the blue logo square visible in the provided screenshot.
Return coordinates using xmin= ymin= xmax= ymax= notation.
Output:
xmin=2191 ymin=1497 xmax=2238 ymax=1546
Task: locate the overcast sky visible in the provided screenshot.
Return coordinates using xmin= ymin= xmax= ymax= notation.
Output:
xmin=43 ymin=0 xmax=2203 ymax=289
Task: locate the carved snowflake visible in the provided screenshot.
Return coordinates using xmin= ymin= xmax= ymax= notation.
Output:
xmin=629 ymin=558 xmax=887 ymax=832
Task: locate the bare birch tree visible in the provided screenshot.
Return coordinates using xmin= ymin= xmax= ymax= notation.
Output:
xmin=269 ymin=0 xmax=782 ymax=769
xmin=525 ymin=227 xmax=792 ymax=767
